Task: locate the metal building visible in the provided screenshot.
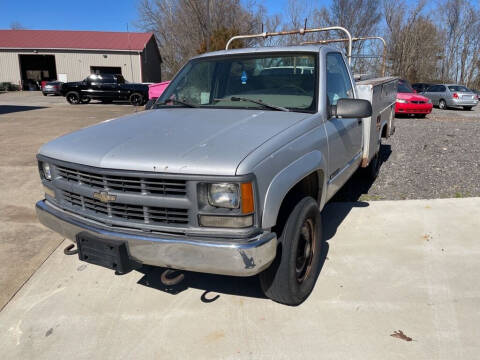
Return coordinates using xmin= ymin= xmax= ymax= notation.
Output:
xmin=0 ymin=30 xmax=162 ymax=89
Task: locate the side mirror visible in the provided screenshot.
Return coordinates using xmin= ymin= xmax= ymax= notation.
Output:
xmin=331 ymin=98 xmax=372 ymax=118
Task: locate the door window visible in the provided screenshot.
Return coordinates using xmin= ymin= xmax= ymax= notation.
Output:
xmin=326 ymin=53 xmax=353 ymax=106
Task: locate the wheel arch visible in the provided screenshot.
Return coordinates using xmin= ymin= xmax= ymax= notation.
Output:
xmin=261 ymin=151 xmax=327 ymax=231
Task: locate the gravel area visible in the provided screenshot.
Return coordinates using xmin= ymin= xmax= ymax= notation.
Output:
xmin=333 ymin=106 xmax=480 ymax=201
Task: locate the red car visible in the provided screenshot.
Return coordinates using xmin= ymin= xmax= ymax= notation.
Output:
xmin=395 ymin=80 xmax=433 ymax=118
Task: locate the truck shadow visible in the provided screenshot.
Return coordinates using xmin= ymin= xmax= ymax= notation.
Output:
xmin=330 ymin=144 xmax=392 ymax=202
xmin=136 ymin=239 xmax=331 ymax=303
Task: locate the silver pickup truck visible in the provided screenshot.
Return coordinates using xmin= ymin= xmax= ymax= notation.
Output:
xmin=36 ymin=31 xmax=396 ymax=305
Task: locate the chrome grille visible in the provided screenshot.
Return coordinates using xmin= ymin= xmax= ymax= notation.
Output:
xmin=57 ymin=166 xmax=187 ymax=196
xmin=63 ymin=191 xmax=189 ymax=225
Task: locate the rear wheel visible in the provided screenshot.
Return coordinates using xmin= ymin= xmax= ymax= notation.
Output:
xmin=463 ymin=106 xmax=473 ymax=111
xmin=362 ymin=138 xmax=382 ymax=181
xmin=66 ymin=91 xmax=80 ymax=104
xmin=130 ymin=92 xmax=144 ymax=106
xmin=80 ymin=96 xmax=91 ymax=104
xmin=259 ymin=197 xmax=322 ymax=306
xmin=438 ymin=99 xmax=447 ymax=110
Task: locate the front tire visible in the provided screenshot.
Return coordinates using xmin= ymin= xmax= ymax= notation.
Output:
xmin=130 ymin=92 xmax=144 ymax=106
xmin=259 ymin=197 xmax=322 ymax=306
xmin=66 ymin=91 xmax=80 ymax=104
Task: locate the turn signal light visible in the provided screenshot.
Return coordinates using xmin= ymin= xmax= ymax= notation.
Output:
xmin=241 ymin=182 xmax=254 ymax=214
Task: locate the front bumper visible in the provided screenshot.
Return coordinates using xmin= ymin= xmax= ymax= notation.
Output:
xmin=36 ymin=200 xmax=277 ymax=276
xmin=395 ymin=102 xmax=433 ymax=114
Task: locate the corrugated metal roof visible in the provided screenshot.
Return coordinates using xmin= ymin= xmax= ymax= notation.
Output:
xmin=0 ymin=30 xmax=154 ymax=51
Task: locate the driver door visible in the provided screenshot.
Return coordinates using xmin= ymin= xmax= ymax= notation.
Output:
xmin=324 ymin=52 xmax=363 ymax=198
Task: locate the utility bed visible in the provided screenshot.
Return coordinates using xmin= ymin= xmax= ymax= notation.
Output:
xmin=356 ymin=77 xmax=398 ymax=167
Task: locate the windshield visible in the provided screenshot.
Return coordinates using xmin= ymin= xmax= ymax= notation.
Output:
xmin=156 ymin=53 xmax=317 ymax=112
xmin=448 ymin=85 xmax=469 ymax=92
xmin=398 ymin=81 xmax=414 ymax=93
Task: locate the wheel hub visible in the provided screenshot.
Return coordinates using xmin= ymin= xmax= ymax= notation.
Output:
xmin=295 ymin=218 xmax=315 ymax=283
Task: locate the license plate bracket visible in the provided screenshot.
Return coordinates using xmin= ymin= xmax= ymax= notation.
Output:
xmin=76 ymin=233 xmax=132 ymax=274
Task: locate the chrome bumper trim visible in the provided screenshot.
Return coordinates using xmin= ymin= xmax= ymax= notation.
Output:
xmin=36 ymin=200 xmax=277 ymax=276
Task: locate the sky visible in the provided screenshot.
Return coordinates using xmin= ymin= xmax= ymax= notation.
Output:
xmin=0 ymin=0 xmax=317 ymax=32
xmin=0 ymin=0 xmax=439 ymax=33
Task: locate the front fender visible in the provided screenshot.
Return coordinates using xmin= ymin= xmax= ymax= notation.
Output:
xmin=262 ymin=151 xmax=327 ymax=229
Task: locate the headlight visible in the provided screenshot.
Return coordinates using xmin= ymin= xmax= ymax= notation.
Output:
xmin=396 ymin=99 xmax=408 ymax=103
xmin=208 ymin=183 xmax=239 ymax=209
xmin=42 ymin=162 xmax=52 ymax=180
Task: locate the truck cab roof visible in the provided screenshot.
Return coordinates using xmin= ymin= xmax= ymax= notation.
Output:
xmin=192 ymin=45 xmax=336 ymax=60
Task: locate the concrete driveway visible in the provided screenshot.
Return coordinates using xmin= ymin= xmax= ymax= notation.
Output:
xmin=1 ymin=198 xmax=479 ymax=360
xmin=0 ymin=92 xmax=138 ymax=309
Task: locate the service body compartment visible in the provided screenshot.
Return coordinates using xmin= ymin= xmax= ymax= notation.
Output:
xmin=356 ymin=77 xmax=398 ymax=167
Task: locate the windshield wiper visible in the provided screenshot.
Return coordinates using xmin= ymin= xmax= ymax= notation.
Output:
xmin=216 ymin=96 xmax=289 ymax=112
xmin=156 ymin=98 xmax=198 ymax=108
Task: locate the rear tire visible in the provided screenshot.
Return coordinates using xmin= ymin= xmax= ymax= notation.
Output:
xmin=130 ymin=92 xmax=144 ymax=106
xmin=80 ymin=96 xmax=91 ymax=104
xmin=66 ymin=91 xmax=80 ymax=104
xmin=438 ymin=99 xmax=447 ymax=110
xmin=463 ymin=106 xmax=473 ymax=111
xmin=259 ymin=197 xmax=322 ymax=306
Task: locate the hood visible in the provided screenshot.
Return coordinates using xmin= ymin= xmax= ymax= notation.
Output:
xmin=39 ymin=108 xmax=310 ymax=175
xmin=397 ymin=92 xmax=430 ymax=102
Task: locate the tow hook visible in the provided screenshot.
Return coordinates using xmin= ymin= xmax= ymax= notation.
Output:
xmin=160 ymin=269 xmax=184 ymax=286
xmin=63 ymin=244 xmax=78 ymax=255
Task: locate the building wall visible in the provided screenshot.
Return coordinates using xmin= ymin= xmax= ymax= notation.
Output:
xmin=141 ymin=37 xmax=162 ymax=83
xmin=0 ymin=49 xmax=145 ymax=84
xmin=0 ymin=51 xmax=21 ymax=84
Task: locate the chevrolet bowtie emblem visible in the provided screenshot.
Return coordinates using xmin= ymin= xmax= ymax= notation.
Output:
xmin=93 ymin=191 xmax=117 ymax=203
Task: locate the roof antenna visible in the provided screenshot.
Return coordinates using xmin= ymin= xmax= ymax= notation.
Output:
xmin=126 ymin=23 xmax=137 ymax=112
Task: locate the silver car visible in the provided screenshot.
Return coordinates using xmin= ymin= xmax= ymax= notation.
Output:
xmin=421 ymin=84 xmax=478 ymax=110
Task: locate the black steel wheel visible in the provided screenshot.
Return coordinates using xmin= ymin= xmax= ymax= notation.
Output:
xmin=130 ymin=92 xmax=144 ymax=106
xmin=259 ymin=196 xmax=322 ymax=306
xmin=295 ymin=218 xmax=316 ymax=283
xmin=66 ymin=91 xmax=80 ymax=104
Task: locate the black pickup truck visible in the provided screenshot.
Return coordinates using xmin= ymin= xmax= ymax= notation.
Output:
xmin=61 ymin=74 xmax=149 ymax=106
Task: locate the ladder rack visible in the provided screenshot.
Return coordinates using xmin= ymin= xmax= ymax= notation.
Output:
xmin=301 ymin=36 xmax=387 ymax=76
xmin=225 ymin=26 xmax=353 ymax=65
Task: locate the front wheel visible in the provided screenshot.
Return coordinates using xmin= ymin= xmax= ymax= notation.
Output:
xmin=66 ymin=91 xmax=80 ymax=104
xmin=130 ymin=92 xmax=144 ymax=106
xmin=259 ymin=197 xmax=322 ymax=306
